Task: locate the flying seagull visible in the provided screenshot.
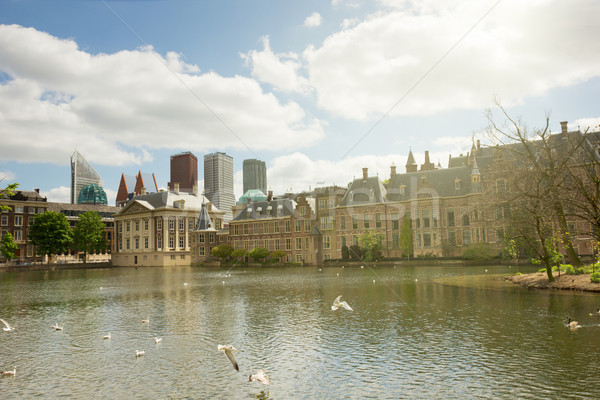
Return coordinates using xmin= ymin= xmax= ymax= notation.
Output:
xmin=249 ymin=369 xmax=270 ymax=385
xmin=1 ymin=366 xmax=16 ymax=377
xmin=218 ymin=344 xmax=239 ymax=371
xmin=331 ymin=295 xmax=353 ymax=311
xmin=0 ymin=318 xmax=14 ymax=332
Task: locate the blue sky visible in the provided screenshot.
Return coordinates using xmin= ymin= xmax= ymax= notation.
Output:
xmin=1 ymin=0 xmax=599 ymax=205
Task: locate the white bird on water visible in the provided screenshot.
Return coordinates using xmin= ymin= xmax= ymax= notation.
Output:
xmin=142 ymin=317 xmax=150 ymax=324
xmin=135 ymin=350 xmax=145 ymax=357
xmin=249 ymin=369 xmax=270 ymax=385
xmin=52 ymin=323 xmax=64 ymax=331
xmin=154 ymin=337 xmax=162 ymax=343
xmin=104 ymin=333 xmax=111 ymax=340
xmin=218 ymin=344 xmax=239 ymax=371
xmin=0 ymin=318 xmax=15 ymax=332
xmin=567 ymin=317 xmax=581 ymax=329
xmin=331 ymin=295 xmax=353 ymax=311
xmin=1 ymin=366 xmax=16 ymax=377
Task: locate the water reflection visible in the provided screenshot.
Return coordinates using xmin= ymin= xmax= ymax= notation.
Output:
xmin=1 ymin=265 xmax=599 ymax=398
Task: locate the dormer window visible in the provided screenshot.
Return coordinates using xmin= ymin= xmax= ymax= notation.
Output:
xmin=454 ymin=178 xmax=461 ymax=190
xmin=348 ymin=190 xmax=354 ymax=204
xmin=369 ymin=189 xmax=374 ymax=202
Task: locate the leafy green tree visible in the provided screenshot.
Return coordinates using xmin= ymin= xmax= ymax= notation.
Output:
xmin=349 ymin=245 xmax=362 ymax=260
xmin=29 ymin=211 xmax=73 ymax=264
xmin=462 ymin=243 xmax=496 ymax=261
xmin=341 ymin=244 xmax=349 ymax=260
xmin=211 ymin=244 xmax=234 ymax=261
xmin=270 ymin=249 xmax=286 ymax=262
xmin=73 ymin=211 xmax=105 ymax=263
xmin=0 ymin=183 xmax=19 ymax=212
xmin=400 ymin=214 xmax=413 ymax=259
xmin=360 ymin=231 xmax=384 ymax=262
xmin=248 ymin=247 xmax=270 ymax=262
xmin=231 ymin=248 xmax=247 ymax=262
xmin=0 ymin=232 xmax=18 ymax=264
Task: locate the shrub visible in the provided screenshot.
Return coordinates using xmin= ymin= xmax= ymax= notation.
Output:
xmin=537 ymin=268 xmax=547 ymax=273
xmin=461 ymin=243 xmax=496 ymax=261
xmin=576 ymin=267 xmax=588 ymax=275
xmin=590 ymin=272 xmax=600 ymax=283
xmin=561 ymin=264 xmax=576 ymax=275
xmin=514 ymin=272 xmax=522 ymax=276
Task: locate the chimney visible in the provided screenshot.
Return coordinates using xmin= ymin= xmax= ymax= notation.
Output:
xmin=560 ymin=121 xmax=568 ymax=134
xmin=390 ymin=164 xmax=396 ymax=179
xmin=141 ymin=187 xmax=146 ymax=195
xmin=193 ymin=184 xmax=198 ymax=197
xmin=34 ymin=188 xmax=40 ymax=194
xmin=477 ymin=139 xmax=481 ymax=150
xmin=267 ymin=190 xmax=273 ymax=202
xmin=362 ymin=167 xmax=368 ymax=180
xmin=174 ymin=182 xmax=179 ymax=194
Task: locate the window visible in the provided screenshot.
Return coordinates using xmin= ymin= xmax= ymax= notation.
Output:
xmin=199 ymin=234 xmax=205 ymax=243
xmin=340 ymin=216 xmax=346 ymax=230
xmin=1 ymin=215 xmax=7 ymax=226
xmin=320 ymin=217 xmax=327 ymax=230
xmin=353 ymin=235 xmax=358 ymax=246
xmin=422 ymin=210 xmax=430 ymax=228
xmin=199 ymin=247 xmax=205 ymax=256
xmin=274 ymin=221 xmax=280 ymax=233
xmin=416 ymin=233 xmax=421 ymax=247
xmin=188 ymin=218 xmax=194 ymax=230
xmin=126 ymin=222 xmax=130 ymax=232
xmin=285 ymin=238 xmax=292 ymax=250
xmin=15 ymin=207 xmax=23 ymax=214
xmin=285 ymin=220 xmax=291 ymax=232
xmin=157 ymin=219 xmax=162 ymax=230
xmin=305 ymin=220 xmax=310 ymax=232
xmin=319 ymin=200 xmax=325 ymax=210
xmin=392 ymin=233 xmax=399 ymax=248
xmin=135 ymin=238 xmax=139 ymax=249
xmin=324 ymin=236 xmax=331 ymax=249
xmin=37 ymin=207 xmax=44 ymax=214
xmin=28 ymin=217 xmax=34 ymax=226
xmin=179 ymin=236 xmax=185 ymax=248
xmin=432 ymin=207 xmax=438 ymax=227
xmin=144 ymin=237 xmax=149 ymax=249
xmin=328 ymin=199 xmax=334 ymax=209
xmin=300 ymin=206 xmax=306 ymax=216
xmin=28 ymin=207 xmax=35 ymax=214
xmin=423 ymin=232 xmax=431 ymax=247
xmin=296 ymin=254 xmax=303 ymax=263
xmin=135 ymin=221 xmax=139 ymax=231
xmin=264 ymin=222 xmax=270 ymax=234
xmin=169 ymin=236 xmax=175 ymax=249
xmin=145 ymin=219 xmax=149 ymax=231
xmin=414 ymin=210 xmax=420 ymax=228
xmin=243 ymin=224 xmax=249 ymax=235
xmin=463 ymin=230 xmax=471 ymax=245
xmin=169 ymin=219 xmax=175 ymax=230
xmin=341 ymin=236 xmax=347 ymax=247
xmin=296 ymin=237 xmax=302 ymax=250
xmin=13 ymin=230 xmax=22 ymax=241
xmin=233 ymin=225 xmax=239 ymax=235
xmin=179 ymin=219 xmax=185 ymax=231
xmin=376 ymin=213 xmax=382 ymax=228
xmin=363 ymin=214 xmax=370 ymax=229
xmin=275 ymin=239 xmax=280 ymax=250
xmin=391 ymin=213 xmax=399 ymax=230
xmin=462 ymin=208 xmax=470 ymax=226
xmin=14 ymin=216 xmax=22 ymax=227
xmin=157 ymin=236 xmax=162 ymax=249
xmin=495 ymin=179 xmax=506 ymax=193
xmin=454 ymin=179 xmax=461 ymax=190
xmin=448 ymin=231 xmax=456 ymax=246
xmin=126 ymin=238 xmax=130 ymax=250
xmin=447 ymin=209 xmax=455 ymax=227
xmin=295 ymin=220 xmax=302 ymax=232
xmin=352 ymin=215 xmax=358 ymax=230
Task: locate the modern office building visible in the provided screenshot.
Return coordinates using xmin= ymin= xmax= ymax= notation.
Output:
xmin=168 ymin=152 xmax=198 ymax=193
xmin=71 ymin=150 xmax=103 ymax=204
xmin=204 ymin=152 xmax=235 ymax=222
xmin=243 ymin=159 xmax=267 ymax=195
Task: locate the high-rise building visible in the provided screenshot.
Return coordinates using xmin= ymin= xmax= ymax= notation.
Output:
xmin=243 ymin=159 xmax=267 ymax=195
xmin=71 ymin=150 xmax=103 ymax=204
xmin=168 ymin=152 xmax=198 ymax=193
xmin=204 ymin=152 xmax=235 ymax=222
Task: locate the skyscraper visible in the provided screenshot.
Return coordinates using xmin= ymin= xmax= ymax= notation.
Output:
xmin=169 ymin=152 xmax=198 ymax=193
xmin=204 ymin=152 xmax=235 ymax=221
xmin=243 ymin=159 xmax=267 ymax=195
xmin=71 ymin=150 xmax=103 ymax=204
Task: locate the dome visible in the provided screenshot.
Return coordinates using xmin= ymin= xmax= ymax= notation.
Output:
xmin=78 ymin=183 xmax=108 ymax=205
xmin=236 ymin=189 xmax=267 ymax=205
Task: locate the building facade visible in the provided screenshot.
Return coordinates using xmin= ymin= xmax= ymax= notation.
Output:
xmin=243 ymin=158 xmax=267 ymax=195
xmin=112 ymin=185 xmax=224 ymax=267
xmin=168 ymin=152 xmax=197 ymax=193
xmin=71 ymin=150 xmax=103 ymax=205
xmin=204 ymin=152 xmax=235 ymax=222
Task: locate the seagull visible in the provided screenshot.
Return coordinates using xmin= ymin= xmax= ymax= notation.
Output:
xmin=218 ymin=344 xmax=239 ymax=371
xmin=154 ymin=337 xmax=162 ymax=343
xmin=141 ymin=317 xmax=150 ymax=324
xmin=52 ymin=323 xmax=64 ymax=331
xmin=0 ymin=318 xmax=15 ymax=332
xmin=249 ymin=369 xmax=270 ymax=385
xmin=567 ymin=317 xmax=581 ymax=329
xmin=135 ymin=350 xmax=145 ymax=357
xmin=331 ymin=295 xmax=353 ymax=311
xmin=1 ymin=366 xmax=16 ymax=377
xmin=104 ymin=333 xmax=111 ymax=340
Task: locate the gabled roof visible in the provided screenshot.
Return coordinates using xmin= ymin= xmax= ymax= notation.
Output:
xmin=338 ymin=176 xmax=387 ymax=207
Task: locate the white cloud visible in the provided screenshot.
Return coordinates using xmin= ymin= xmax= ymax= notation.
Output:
xmin=242 ymin=36 xmax=311 ymax=94
xmin=41 ymin=186 xmax=70 ymax=203
xmin=574 ymin=117 xmax=600 ymax=133
xmin=305 ymin=0 xmax=600 ymax=120
xmin=340 ymin=18 xmax=359 ymax=29
xmin=0 ymin=25 xmax=324 ymax=167
xmin=304 ymin=12 xmax=323 ymax=28
xmin=0 ymin=171 xmax=16 ymax=183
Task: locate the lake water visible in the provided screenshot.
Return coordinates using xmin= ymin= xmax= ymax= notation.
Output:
xmin=1 ymin=264 xmax=599 ymax=399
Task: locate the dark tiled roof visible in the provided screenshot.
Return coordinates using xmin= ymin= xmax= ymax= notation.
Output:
xmin=338 ymin=176 xmax=387 ymax=206
xmin=195 ymin=201 xmax=215 ymax=231
xmin=232 ymin=198 xmax=297 ymax=221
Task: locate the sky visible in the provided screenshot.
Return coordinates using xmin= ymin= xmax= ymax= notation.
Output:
xmin=1 ymin=0 xmax=599 ymax=206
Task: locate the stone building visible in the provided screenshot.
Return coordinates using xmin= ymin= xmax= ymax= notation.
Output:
xmin=112 ymin=184 xmax=224 ymax=267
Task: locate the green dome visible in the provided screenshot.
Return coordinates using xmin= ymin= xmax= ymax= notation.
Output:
xmin=78 ymin=183 xmax=108 ymax=205
xmin=237 ymin=189 xmax=267 ymax=204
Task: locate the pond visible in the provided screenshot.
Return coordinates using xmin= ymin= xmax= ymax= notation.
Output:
xmin=1 ymin=264 xmax=599 ymax=399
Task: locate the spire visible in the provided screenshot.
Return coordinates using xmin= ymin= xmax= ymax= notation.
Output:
xmin=195 ymin=199 xmax=213 ymax=231
xmin=406 ymin=148 xmax=418 ymax=173
xmin=471 ymin=157 xmax=480 ymax=176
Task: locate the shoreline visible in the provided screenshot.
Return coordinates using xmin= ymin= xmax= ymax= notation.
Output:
xmin=505 ymin=271 xmax=600 ymax=293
